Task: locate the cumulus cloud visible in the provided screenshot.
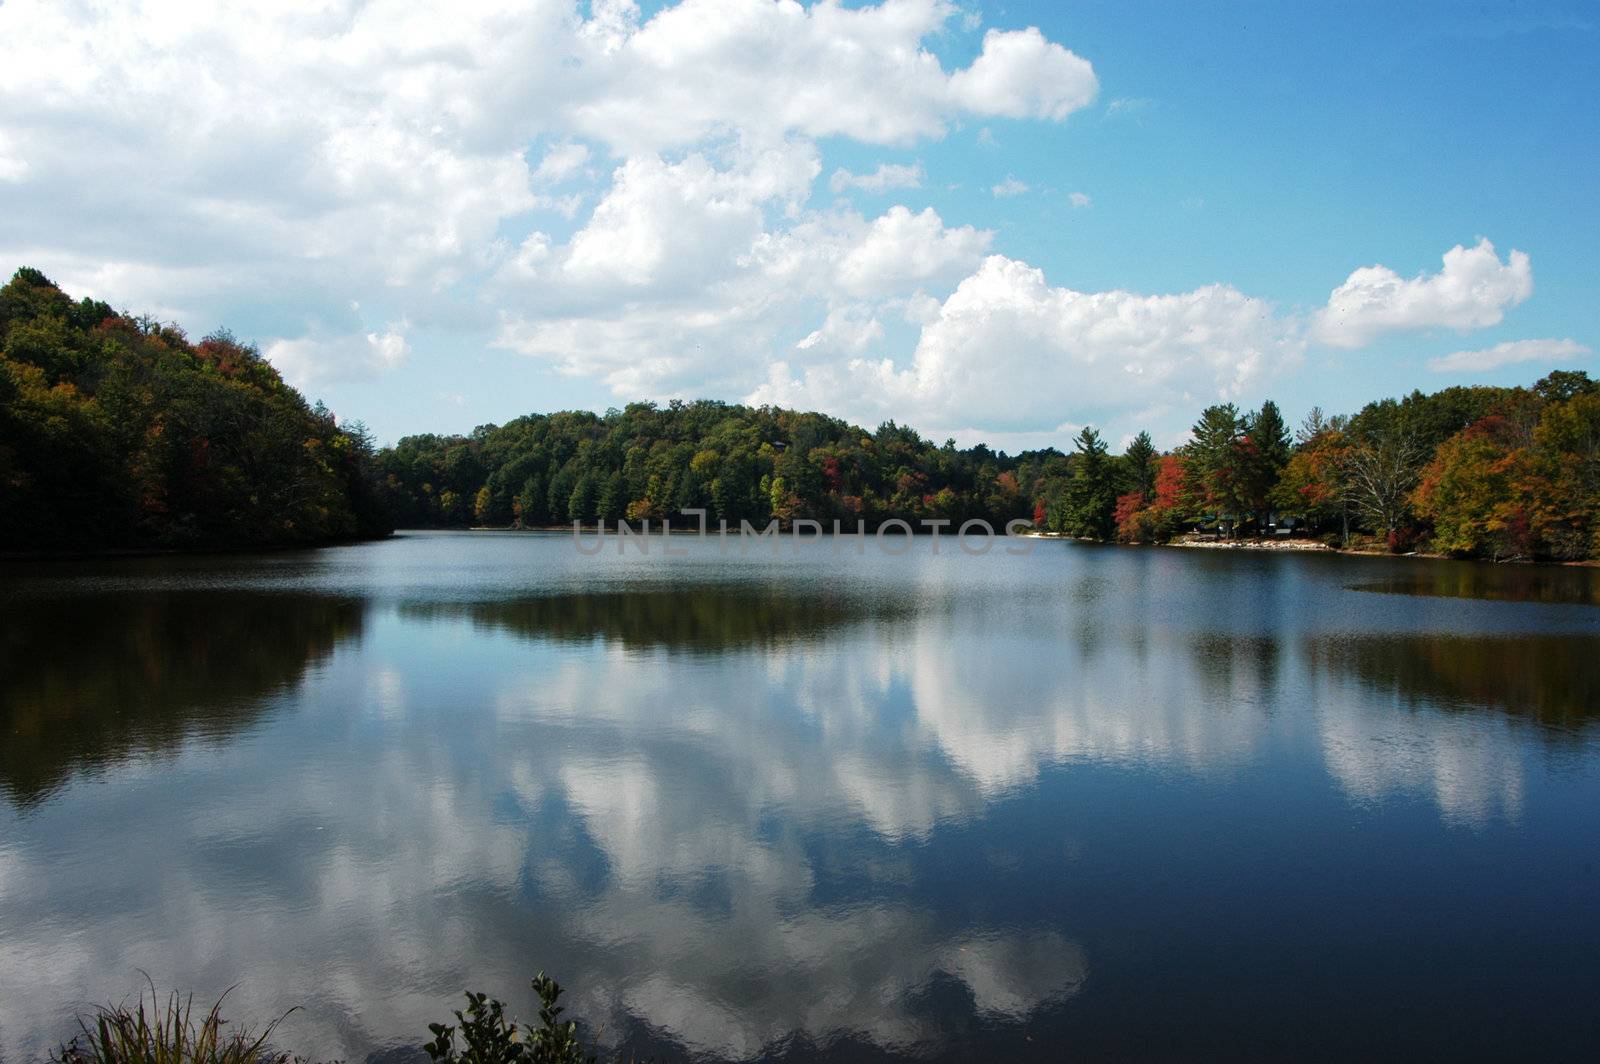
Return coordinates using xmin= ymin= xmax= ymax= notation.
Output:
xmin=1068 ymin=191 xmax=1091 ymax=208
xmin=991 ymin=176 xmax=1029 ymax=197
xmin=1313 ymin=238 xmax=1533 ymax=347
xmin=266 ymin=323 xmax=412 ymax=388
xmin=560 ymin=145 xmax=817 ymax=291
xmin=0 ymin=0 xmax=1096 ymax=384
xmin=795 ymin=306 xmax=886 ymax=353
xmin=829 ymin=162 xmax=925 ymax=194
xmin=565 ymin=1 xmax=1098 ymax=150
xmin=750 ymin=254 xmax=1302 ymax=441
xmin=834 ymin=205 xmax=990 ymax=297
xmin=1427 ymin=337 xmax=1591 ymax=374
xmin=495 ymin=173 xmax=989 ymax=397
xmin=949 ymin=27 xmax=1099 ymax=120
xmin=0 ymin=0 xmax=1549 ymax=448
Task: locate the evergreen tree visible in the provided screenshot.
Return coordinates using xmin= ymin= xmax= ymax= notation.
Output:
xmin=1063 ymin=426 xmax=1117 ymax=538
xmin=546 ymin=465 xmax=576 ymax=523
xmin=1120 ymin=430 xmax=1158 ymax=498
xmin=567 ymin=473 xmax=597 ymax=524
xmin=1182 ymin=404 xmax=1246 ymax=535
xmin=596 ymin=471 xmax=625 ymax=522
xmin=515 ymin=475 xmax=545 ymax=526
xmin=1241 ymin=399 xmax=1291 ymax=528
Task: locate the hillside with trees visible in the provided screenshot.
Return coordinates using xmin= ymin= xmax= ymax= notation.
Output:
xmin=4 ymin=268 xmax=1596 ymax=561
xmin=375 ymin=402 xmax=1043 ymax=534
xmin=378 ymin=378 xmax=1600 ymax=562
xmin=0 ymin=269 xmax=391 ymax=552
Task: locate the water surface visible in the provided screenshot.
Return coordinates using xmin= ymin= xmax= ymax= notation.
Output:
xmin=2 ymin=533 xmax=1598 ymax=1061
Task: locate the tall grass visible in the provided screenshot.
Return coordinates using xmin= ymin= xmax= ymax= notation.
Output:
xmin=52 ymin=974 xmax=610 ymax=1064
xmin=53 ymin=980 xmax=295 ymax=1064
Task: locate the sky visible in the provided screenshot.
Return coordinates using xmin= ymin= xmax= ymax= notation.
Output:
xmin=1 ymin=0 xmax=1596 ymax=450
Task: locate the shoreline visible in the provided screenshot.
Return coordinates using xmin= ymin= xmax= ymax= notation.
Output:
xmin=1164 ymin=538 xmax=1597 ymax=567
xmin=1017 ymin=530 xmax=1600 ymax=567
xmin=1169 ymin=536 xmax=1332 ymax=553
xmin=0 ymin=532 xmax=395 ymax=564
xmin=455 ymin=525 xmax=1597 ymax=567
xmin=6 ymin=526 xmax=1593 ymax=568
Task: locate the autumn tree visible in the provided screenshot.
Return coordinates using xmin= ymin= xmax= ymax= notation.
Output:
xmin=1115 ymin=453 xmax=1188 ymax=543
xmin=1272 ymin=427 xmax=1351 ymax=540
xmin=1528 ymin=388 xmax=1600 ymax=557
xmin=1412 ymin=415 xmax=1539 ymax=559
xmin=0 ymin=267 xmax=390 ymax=551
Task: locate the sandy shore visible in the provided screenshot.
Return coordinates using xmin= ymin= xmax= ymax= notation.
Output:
xmin=1171 ymin=537 xmax=1330 ymax=552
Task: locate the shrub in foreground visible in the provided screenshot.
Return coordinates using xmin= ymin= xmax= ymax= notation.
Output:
xmin=422 ymin=974 xmax=593 ymax=1064
xmin=53 ymin=974 xmax=612 ymax=1064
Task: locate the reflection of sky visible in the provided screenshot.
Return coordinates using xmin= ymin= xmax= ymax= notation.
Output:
xmin=1309 ymin=663 xmax=1528 ymax=825
xmin=2 ymin=535 xmax=1599 ymax=1061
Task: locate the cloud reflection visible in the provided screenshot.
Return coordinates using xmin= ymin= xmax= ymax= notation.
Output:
xmin=2 ymin=546 xmax=1596 ymax=1062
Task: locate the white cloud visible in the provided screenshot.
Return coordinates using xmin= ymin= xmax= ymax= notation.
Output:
xmin=559 ymin=146 xmax=815 ymax=290
xmin=566 ymin=2 xmax=1097 ymax=151
xmin=1427 ymin=337 xmax=1591 ymax=374
xmin=750 ymin=254 xmax=1302 ymax=439
xmin=834 ymin=205 xmax=990 ymax=297
xmin=0 ymin=0 xmax=1097 ymax=385
xmin=945 ymin=422 xmax=1085 ymax=452
xmin=533 ymin=141 xmax=591 ymax=185
xmin=1068 ymin=191 xmax=1091 ymax=208
xmin=829 ymin=162 xmax=925 ymax=194
xmin=949 ymin=27 xmax=1098 ymax=120
xmin=0 ymin=0 xmax=1552 ymax=448
xmin=795 ymin=305 xmax=885 ymax=354
xmin=1313 ymin=238 xmax=1533 ymax=347
xmin=991 ymin=176 xmax=1029 ymax=197
xmin=495 ymin=187 xmax=989 ymax=399
xmin=266 ymin=323 xmax=412 ymax=388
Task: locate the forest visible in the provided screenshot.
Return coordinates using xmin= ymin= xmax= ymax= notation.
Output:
xmin=375 ymin=370 xmax=1599 ymax=563
xmin=4 ymin=268 xmax=1597 ymax=561
xmin=0 ymin=268 xmax=391 ymax=552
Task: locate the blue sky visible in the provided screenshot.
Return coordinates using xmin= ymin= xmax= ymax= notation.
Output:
xmin=1 ymin=0 xmax=1594 ymax=449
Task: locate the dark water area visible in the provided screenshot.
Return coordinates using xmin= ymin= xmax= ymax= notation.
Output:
xmin=1346 ymin=558 xmax=1600 ymax=606
xmin=2 ymin=532 xmax=1598 ymax=1061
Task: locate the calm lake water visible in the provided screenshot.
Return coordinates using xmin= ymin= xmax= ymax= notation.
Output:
xmin=3 ymin=532 xmax=1599 ymax=1061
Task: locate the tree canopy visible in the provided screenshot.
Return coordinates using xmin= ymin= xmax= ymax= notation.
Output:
xmin=0 ymin=268 xmax=390 ymax=552
xmin=6 ymin=267 xmax=1597 ymax=562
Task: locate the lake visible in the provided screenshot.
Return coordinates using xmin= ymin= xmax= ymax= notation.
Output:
xmin=2 ymin=531 xmax=1598 ymax=1061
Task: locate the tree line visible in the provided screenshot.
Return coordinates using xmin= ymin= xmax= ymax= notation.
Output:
xmin=375 ymin=371 xmax=1599 ymax=561
xmin=5 ymin=268 xmax=1596 ymax=560
xmin=1110 ymin=372 xmax=1599 ymax=560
